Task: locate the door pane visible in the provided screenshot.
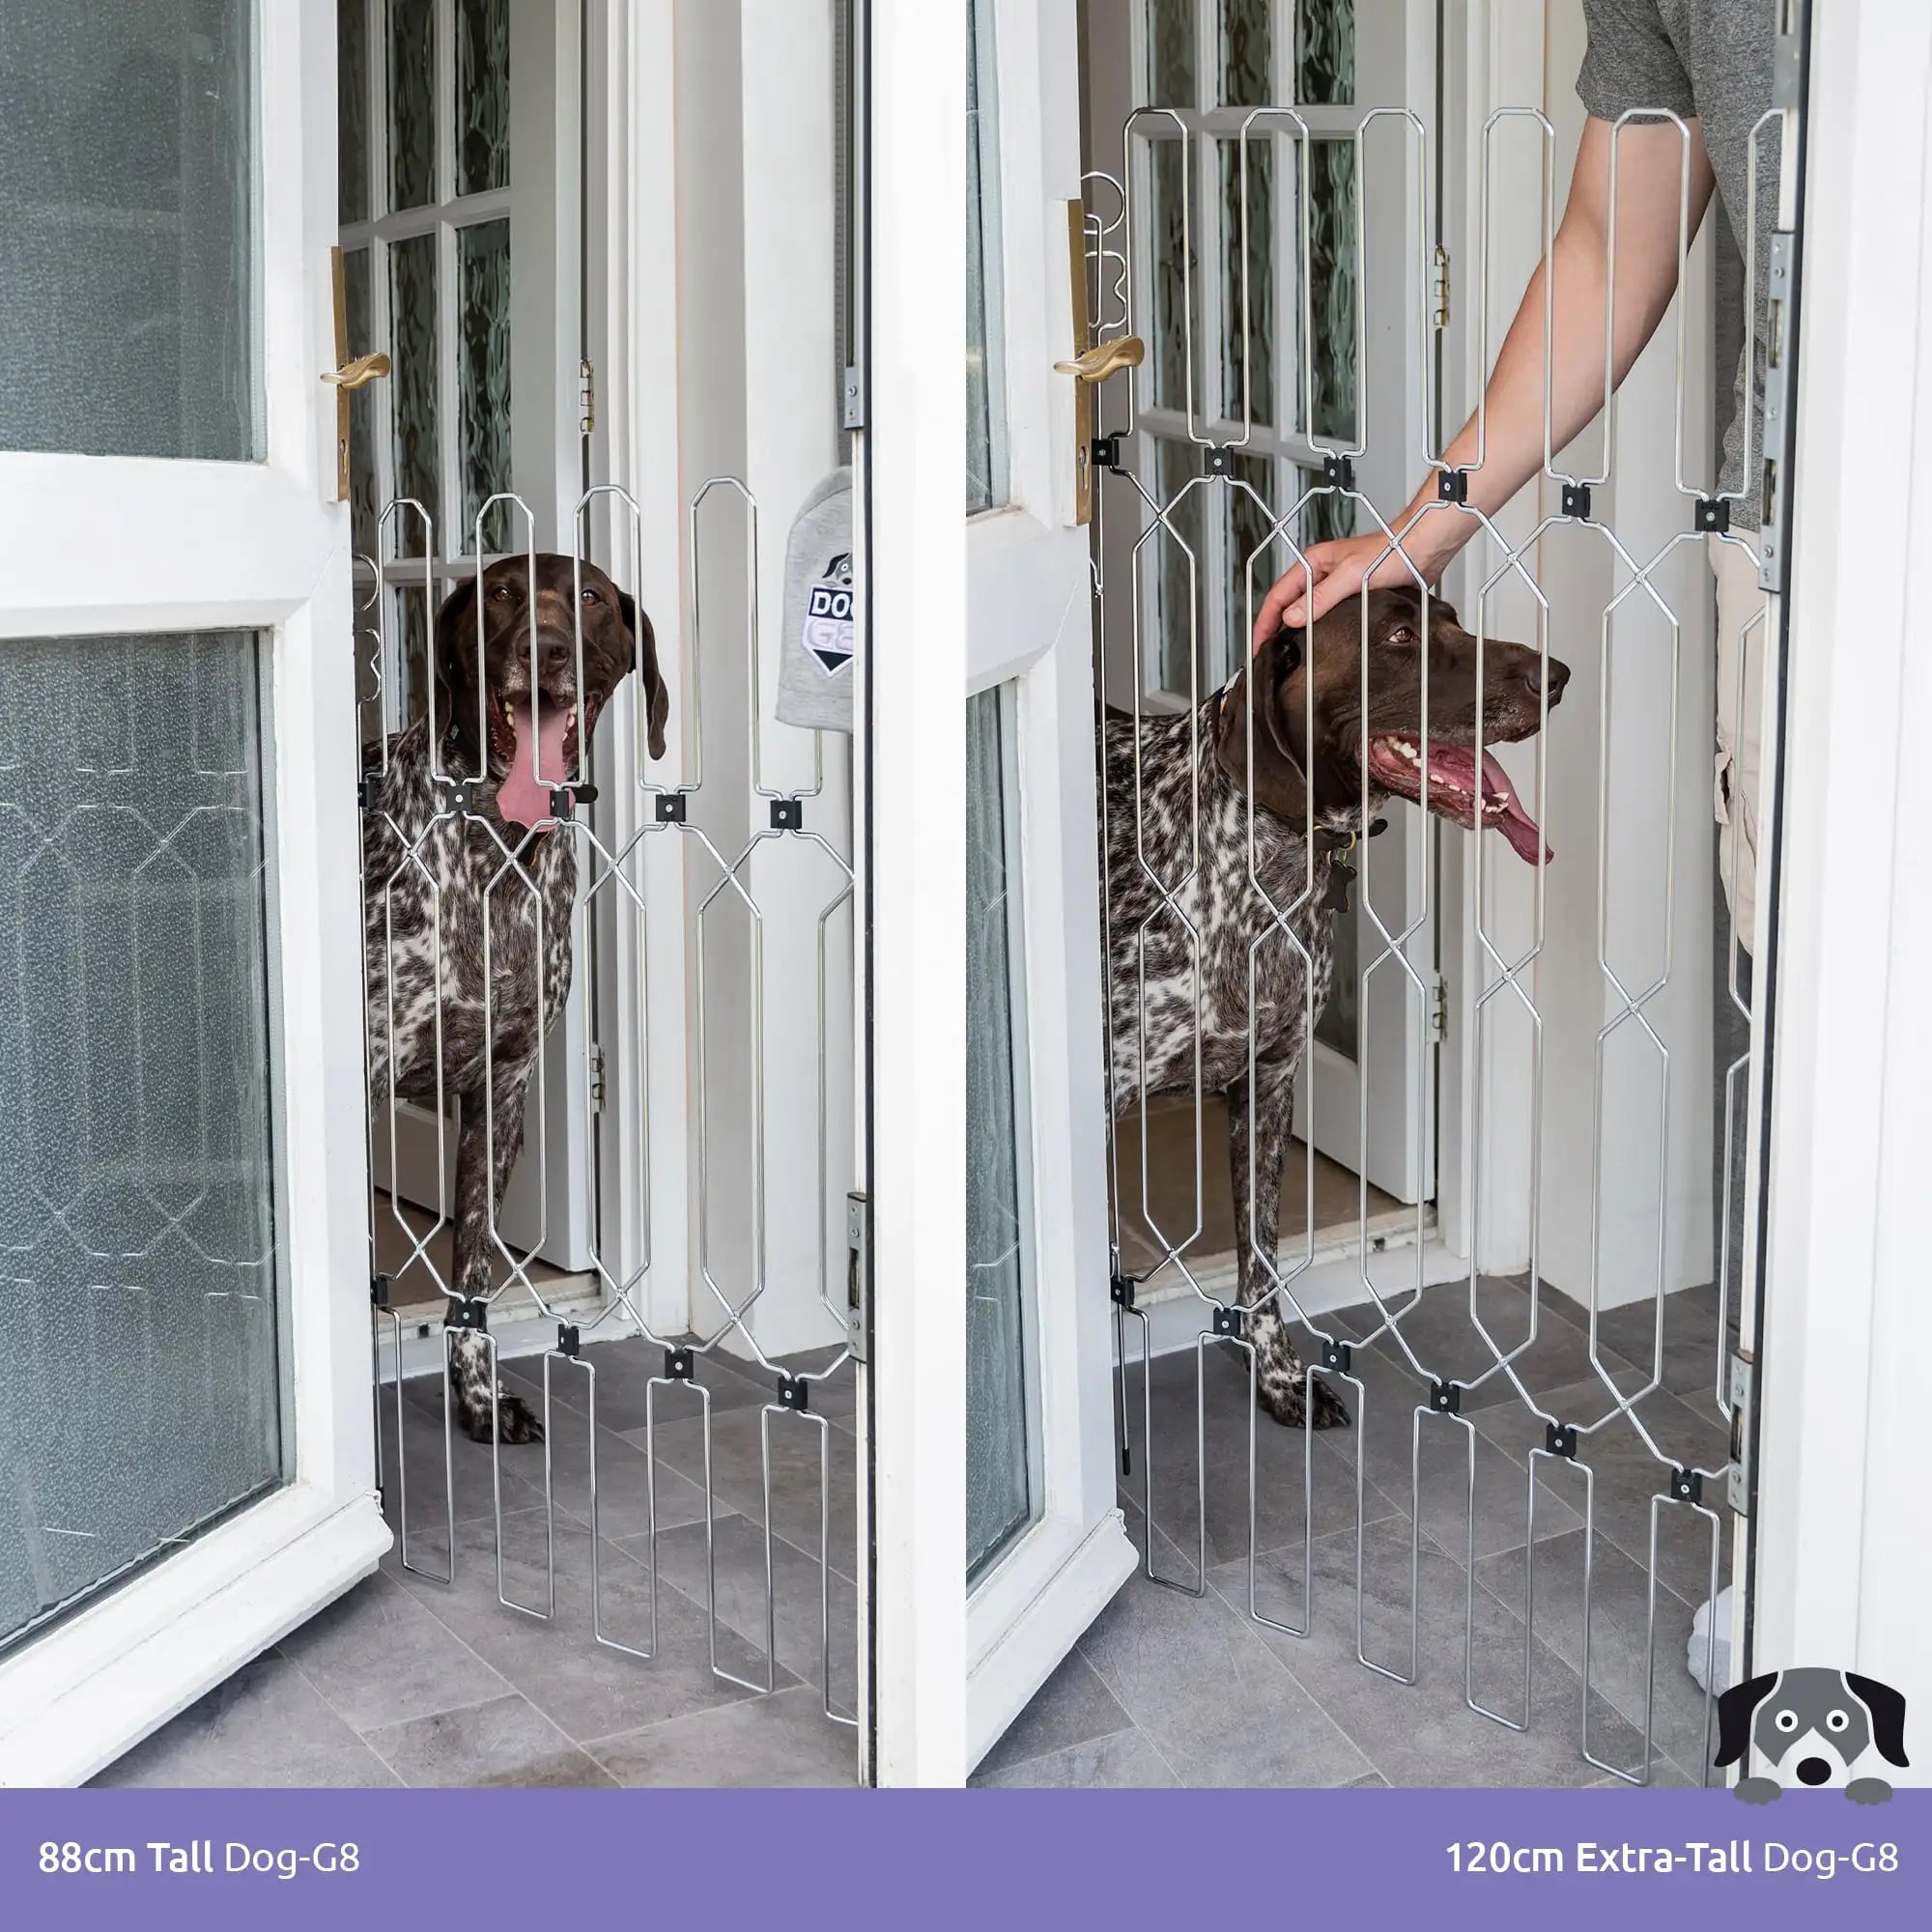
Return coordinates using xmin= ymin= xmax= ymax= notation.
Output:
xmin=339 ymin=0 xmax=371 ymax=226
xmin=966 ymin=687 xmax=1037 ymax=1582
xmin=0 ymin=630 xmax=284 ymax=1655
xmin=389 ymin=232 xmax=440 ymax=557
xmin=967 ymin=0 xmax=1009 ymax=515
xmin=1296 ymin=0 xmax=1355 ymax=105
xmin=0 ymin=0 xmax=259 ymax=460
xmin=388 ymin=0 xmax=437 ymax=212
xmin=457 ymin=218 xmax=513 ymax=554
xmin=1219 ymin=0 xmax=1272 ymax=105
xmin=455 ymin=0 xmax=510 ymax=197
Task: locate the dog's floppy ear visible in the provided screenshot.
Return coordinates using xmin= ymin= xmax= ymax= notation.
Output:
xmin=1714 ymin=1672 xmax=1780 ymax=1768
xmin=432 ymin=575 xmax=483 ymax=747
xmin=1215 ymin=631 xmax=1310 ymax=825
xmin=617 ymin=588 xmax=668 ymax=762
xmin=1845 ymin=1673 xmax=1911 ymax=1769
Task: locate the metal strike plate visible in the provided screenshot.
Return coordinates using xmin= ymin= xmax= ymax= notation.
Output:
xmin=1429 ymin=1378 xmax=1463 ymax=1414
xmin=1561 ymin=483 xmax=1591 ymax=521
xmin=555 ymin=1322 xmax=581 ymax=1359
xmin=655 ymin=792 xmax=688 ymax=824
xmin=1211 ymin=1303 xmax=1245 ymax=1340
xmin=841 ymin=362 xmax=865 ymax=431
xmin=770 ymin=798 xmax=803 ymax=832
xmin=1726 ymin=1351 xmax=1754 ymax=1516
xmin=1545 ymin=1421 xmax=1578 ymax=1460
xmin=664 ymin=1347 xmax=696 ymax=1382
xmin=777 ymin=1374 xmax=810 ymax=1413
xmin=845 ymin=1191 xmax=870 ymax=1365
xmin=1321 ymin=1339 xmax=1351 ymax=1375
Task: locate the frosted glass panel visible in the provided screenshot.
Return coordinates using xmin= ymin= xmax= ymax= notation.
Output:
xmin=456 ymin=0 xmax=510 ymax=197
xmin=389 ymin=0 xmax=436 ymax=212
xmin=339 ymin=0 xmax=370 ymax=225
xmin=966 ymin=0 xmax=1008 ymax=515
xmin=343 ymin=246 xmax=379 ymax=564
xmin=0 ymin=630 xmax=284 ymax=1655
xmin=966 ymin=687 xmax=1037 ymax=1583
xmin=390 ymin=233 xmax=440 ymax=558
xmin=1220 ymin=0 xmax=1271 ymax=105
xmin=457 ymin=219 xmax=513 ymax=555
xmin=1296 ymin=0 xmax=1355 ymax=105
xmin=1220 ymin=137 xmax=1273 ymax=427
xmin=0 ymin=0 xmax=259 ymax=460
xmin=1145 ymin=0 xmax=1195 ymax=104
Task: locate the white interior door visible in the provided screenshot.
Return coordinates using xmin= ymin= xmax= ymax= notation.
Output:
xmin=0 ymin=0 xmax=387 ymax=1784
xmin=964 ymin=0 xmax=1137 ymax=1770
xmin=1087 ymin=0 xmax=1438 ymax=1205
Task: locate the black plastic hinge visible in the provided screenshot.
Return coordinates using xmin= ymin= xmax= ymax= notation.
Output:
xmin=450 ymin=1297 xmax=489 ymax=1332
xmin=1322 ymin=453 xmax=1355 ymax=494
xmin=1669 ymin=1466 xmax=1703 ymax=1505
xmin=1561 ymin=482 xmax=1592 ymax=521
xmin=1110 ymin=1270 xmax=1137 ymax=1310
xmin=1211 ymin=1303 xmax=1246 ymax=1340
xmin=770 ymin=798 xmax=803 ymax=832
xmin=1695 ymin=497 xmax=1731 ymax=535
xmin=1321 ymin=1339 xmax=1352 ymax=1375
xmin=548 ymin=787 xmax=576 ymax=820
xmin=663 ymin=1346 xmax=696 ymax=1381
xmin=777 ymin=1373 xmax=810 ymax=1412
xmin=1204 ymin=445 xmax=1233 ymax=475
xmin=1092 ymin=433 xmax=1123 ymax=471
xmin=357 ymin=772 xmax=384 ymax=811
xmin=1545 ymin=1421 xmax=1579 ymax=1459
xmin=555 ymin=1322 xmax=581 ymax=1359
xmin=655 ymin=792 xmax=688 ymax=824
xmin=1437 ymin=469 xmax=1469 ymax=505
xmin=370 ymin=1272 xmax=392 ymax=1309
xmin=1429 ymin=1378 xmax=1463 ymax=1414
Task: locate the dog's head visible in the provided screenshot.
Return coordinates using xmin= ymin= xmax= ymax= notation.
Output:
xmin=1216 ymin=586 xmax=1569 ymax=864
xmin=1715 ymin=1667 xmax=1911 ymax=1789
xmin=434 ymin=554 xmax=667 ymax=828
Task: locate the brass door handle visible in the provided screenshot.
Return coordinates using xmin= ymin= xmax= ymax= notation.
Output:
xmin=1054 ymin=335 xmax=1145 ymax=384
xmin=322 ymin=352 xmax=391 ymax=390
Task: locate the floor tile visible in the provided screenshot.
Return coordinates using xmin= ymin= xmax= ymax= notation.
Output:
xmin=364 ymin=1691 xmax=613 ymax=1787
xmin=391 ymin=1510 xmax=793 ymax=1743
xmin=278 ymin=1570 xmax=509 ymax=1734
xmin=1075 ymin=1570 xmax=1374 ymax=1788
xmin=380 ymin=1382 xmax=549 ymax=1551
xmin=1219 ymin=1520 xmax=1648 ymax=1788
xmin=973 ymin=1728 xmax=1180 ymax=1789
xmin=974 ymin=1648 xmax=1135 ymax=1781
xmin=91 ymin=1653 xmax=398 ymax=1788
xmin=587 ymin=1685 xmax=856 ymax=1787
xmin=1587 ymin=1280 xmax=1736 ymax=1398
xmin=523 ymin=1404 xmax=721 ymax=1543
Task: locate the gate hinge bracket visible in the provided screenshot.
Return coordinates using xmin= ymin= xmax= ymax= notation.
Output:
xmin=845 ymin=1192 xmax=870 ymax=1365
xmin=777 ymin=1373 xmax=810 ymax=1413
xmin=1211 ymin=1303 xmax=1245 ymax=1341
xmin=1432 ymin=243 xmax=1452 ymax=329
xmin=1726 ymin=1350 xmax=1754 ymax=1515
xmin=579 ymin=357 xmax=596 ymax=436
xmin=1110 ymin=1269 xmax=1137 ymax=1310
xmin=1092 ymin=432 xmax=1123 ymax=472
xmin=1429 ymin=1378 xmax=1463 ymax=1415
xmin=1668 ymin=1466 xmax=1704 ymax=1507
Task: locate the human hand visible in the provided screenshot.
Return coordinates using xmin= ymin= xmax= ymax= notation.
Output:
xmin=1250 ymin=528 xmax=1446 ymax=647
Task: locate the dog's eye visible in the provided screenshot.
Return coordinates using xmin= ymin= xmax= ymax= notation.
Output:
xmin=489 ymin=582 xmax=512 ymax=603
xmin=581 ymin=587 xmax=602 ymax=606
xmin=1775 ymin=1710 xmax=1799 ymax=1732
xmin=1386 ymin=625 xmax=1418 ymax=646
xmin=1827 ymin=1710 xmax=1850 ymax=1733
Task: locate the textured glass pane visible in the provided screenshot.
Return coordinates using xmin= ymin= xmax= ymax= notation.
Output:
xmin=1295 ymin=461 xmax=1357 ymax=549
xmin=1224 ymin=450 xmax=1273 ymax=680
xmin=343 ymin=246 xmax=379 ymax=565
xmin=388 ymin=0 xmax=436 ymax=212
xmin=389 ymin=233 xmax=439 ymax=559
xmin=389 ymin=582 xmax=434 ymax=727
xmin=966 ymin=687 xmax=1036 ymax=1581
xmin=1220 ymin=0 xmax=1272 ymax=105
xmin=338 ymin=0 xmax=370 ymax=224
xmin=967 ymin=0 xmax=1008 ymax=514
xmin=1148 ymin=138 xmax=1191 ymax=414
xmin=457 ymin=219 xmax=513 ymax=555
xmin=1296 ymin=0 xmax=1355 ymax=105
xmin=1220 ymin=137 xmax=1273 ymax=428
xmin=1145 ymin=0 xmax=1195 ymax=106
xmin=0 ymin=0 xmax=258 ymax=460
xmin=1295 ymin=137 xmax=1357 ymax=442
xmin=455 ymin=0 xmax=510 ymax=196
xmin=0 ymin=630 xmax=283 ymax=1654
xmin=1152 ymin=437 xmax=1206 ymax=696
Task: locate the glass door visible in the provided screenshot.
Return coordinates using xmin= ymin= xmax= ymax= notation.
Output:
xmin=0 ymin=0 xmax=386 ymax=1785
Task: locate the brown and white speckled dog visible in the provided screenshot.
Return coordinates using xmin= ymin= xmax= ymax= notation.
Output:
xmin=362 ymin=555 xmax=665 ymax=1442
xmin=1104 ymin=587 xmax=1568 ymax=1427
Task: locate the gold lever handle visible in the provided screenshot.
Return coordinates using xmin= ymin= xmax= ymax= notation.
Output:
xmin=322 ymin=352 xmax=391 ymax=391
xmin=1054 ymin=335 xmax=1145 ymax=384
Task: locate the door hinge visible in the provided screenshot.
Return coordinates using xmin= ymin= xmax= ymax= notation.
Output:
xmin=1426 ymin=971 xmax=1448 ymax=1042
xmin=1726 ymin=1350 xmax=1754 ymax=1515
xmin=845 ymin=1192 xmax=870 ymax=1364
xmin=588 ymin=1040 xmax=608 ymax=1116
xmin=579 ymin=357 xmax=596 ymax=436
xmin=1432 ymin=244 xmax=1452 ymax=330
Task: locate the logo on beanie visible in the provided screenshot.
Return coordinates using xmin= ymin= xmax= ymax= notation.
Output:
xmin=803 ymin=550 xmax=854 ymax=675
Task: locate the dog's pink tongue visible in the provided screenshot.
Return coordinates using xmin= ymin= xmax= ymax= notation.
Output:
xmin=1479 ymin=750 xmax=1552 ymax=867
xmin=495 ymin=700 xmax=574 ymax=830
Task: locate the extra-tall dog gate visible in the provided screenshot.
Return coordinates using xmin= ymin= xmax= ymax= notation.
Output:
xmin=355 ymin=483 xmax=856 ymax=1730
xmin=1087 ymin=74 xmax=1796 ymax=1783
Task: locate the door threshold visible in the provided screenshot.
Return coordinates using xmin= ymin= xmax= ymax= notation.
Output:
xmin=375 ymin=1273 xmax=633 ymax=1384
xmin=1126 ymin=1201 xmax=1435 ymax=1308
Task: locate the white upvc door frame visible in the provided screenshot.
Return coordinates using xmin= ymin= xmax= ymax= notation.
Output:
xmin=963 ymin=0 xmax=1135 ymax=1775
xmin=0 ymin=0 xmax=387 ymax=1787
xmin=1752 ymin=0 xmax=1932 ymax=1780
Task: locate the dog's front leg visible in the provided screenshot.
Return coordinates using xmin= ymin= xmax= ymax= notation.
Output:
xmin=1227 ymin=1053 xmax=1350 ymax=1430
xmin=445 ymin=1057 xmax=544 ymax=1444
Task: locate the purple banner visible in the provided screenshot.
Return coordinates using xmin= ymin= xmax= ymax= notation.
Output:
xmin=4 ymin=1788 xmax=1924 ymax=1928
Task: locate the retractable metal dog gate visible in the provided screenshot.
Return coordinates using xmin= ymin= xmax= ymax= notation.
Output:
xmin=1086 ymin=58 xmax=1797 ymax=1784
xmin=355 ymin=481 xmax=856 ymax=1733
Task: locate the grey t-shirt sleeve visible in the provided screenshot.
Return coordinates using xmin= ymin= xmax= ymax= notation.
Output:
xmin=1577 ymin=0 xmax=1696 ymax=120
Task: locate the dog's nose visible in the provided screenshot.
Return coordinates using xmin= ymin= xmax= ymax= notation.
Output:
xmin=1545 ymin=657 xmax=1571 ymax=700
xmin=1796 ymin=1756 xmax=1833 ymax=1786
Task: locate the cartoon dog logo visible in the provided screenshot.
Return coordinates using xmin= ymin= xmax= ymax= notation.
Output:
xmin=1714 ymin=1668 xmax=1909 ymax=1805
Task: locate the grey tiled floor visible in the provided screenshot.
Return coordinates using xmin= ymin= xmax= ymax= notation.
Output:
xmin=978 ymin=1277 xmax=1732 ymax=1790
xmin=93 ymin=1339 xmax=860 ymax=1789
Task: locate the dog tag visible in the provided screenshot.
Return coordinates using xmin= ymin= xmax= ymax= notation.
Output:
xmin=1321 ymin=856 xmax=1356 ymax=916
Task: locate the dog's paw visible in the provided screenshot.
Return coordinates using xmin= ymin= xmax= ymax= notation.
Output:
xmin=1256 ymin=1374 xmax=1351 ymax=1430
xmin=455 ymin=1385 xmax=545 ymax=1445
xmin=1733 ymin=1776 xmax=1782 ymax=1806
xmin=1845 ymin=1777 xmax=1893 ymax=1806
